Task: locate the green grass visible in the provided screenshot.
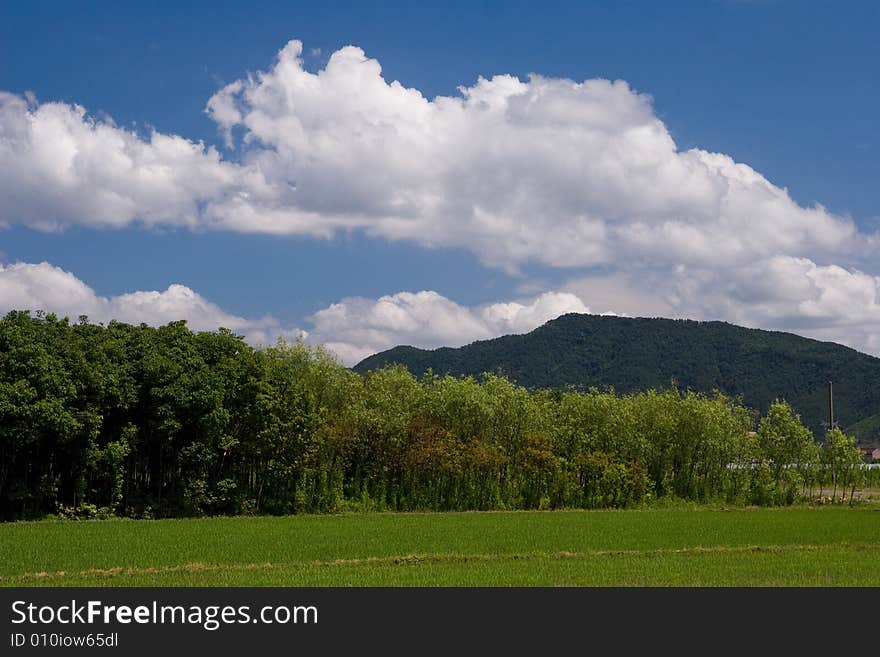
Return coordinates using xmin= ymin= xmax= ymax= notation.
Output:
xmin=2 ymin=507 xmax=879 ymax=586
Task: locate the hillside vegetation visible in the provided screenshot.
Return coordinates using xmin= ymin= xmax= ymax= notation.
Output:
xmin=355 ymin=313 xmax=880 ymax=437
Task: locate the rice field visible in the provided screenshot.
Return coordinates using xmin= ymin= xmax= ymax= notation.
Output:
xmin=2 ymin=507 xmax=879 ymax=586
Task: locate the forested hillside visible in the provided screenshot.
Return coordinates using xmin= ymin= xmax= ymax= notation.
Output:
xmin=355 ymin=313 xmax=880 ymax=437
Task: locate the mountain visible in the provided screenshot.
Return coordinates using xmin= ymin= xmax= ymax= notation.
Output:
xmin=354 ymin=314 xmax=880 ymax=438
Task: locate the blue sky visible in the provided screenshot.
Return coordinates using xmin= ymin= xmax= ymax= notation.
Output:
xmin=1 ymin=1 xmax=879 ymax=363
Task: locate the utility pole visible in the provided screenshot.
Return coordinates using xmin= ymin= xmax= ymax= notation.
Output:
xmin=828 ymin=381 xmax=835 ymax=432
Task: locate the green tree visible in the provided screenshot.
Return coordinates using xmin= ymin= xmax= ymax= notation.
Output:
xmin=823 ymin=429 xmax=863 ymax=503
xmin=754 ymin=400 xmax=817 ymax=503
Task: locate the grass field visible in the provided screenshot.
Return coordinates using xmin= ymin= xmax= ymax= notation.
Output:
xmin=2 ymin=507 xmax=879 ymax=586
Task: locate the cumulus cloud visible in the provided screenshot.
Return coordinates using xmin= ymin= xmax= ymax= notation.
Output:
xmin=0 ymin=261 xmax=305 ymax=345
xmin=1 ymin=40 xmax=871 ymax=270
xmin=0 ymin=262 xmax=589 ymax=365
xmin=0 ymin=92 xmax=242 ymax=231
xmin=662 ymin=256 xmax=880 ymax=354
xmin=308 ymin=290 xmax=589 ymax=364
xmin=560 ymin=255 xmax=880 ymax=357
xmin=201 ymin=40 xmax=869 ymax=271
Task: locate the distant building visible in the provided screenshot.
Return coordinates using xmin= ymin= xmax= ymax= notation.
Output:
xmin=858 ymin=446 xmax=880 ymax=462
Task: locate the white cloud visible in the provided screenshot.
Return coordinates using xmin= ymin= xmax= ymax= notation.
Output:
xmin=202 ymin=39 xmax=868 ymax=271
xmin=662 ymin=256 xmax=880 ymax=353
xmin=0 ymin=261 xmax=304 ymax=346
xmin=0 ymin=92 xmax=242 ymax=231
xmin=0 ymin=261 xmax=588 ymax=365
xmin=308 ymin=290 xmax=589 ymax=365
xmin=561 ymin=255 xmax=880 ymax=357
xmin=1 ymin=41 xmax=870 ymax=271
xmin=562 ymin=273 xmax=676 ymax=318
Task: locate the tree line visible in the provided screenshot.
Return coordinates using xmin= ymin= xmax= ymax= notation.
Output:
xmin=0 ymin=311 xmax=868 ymax=520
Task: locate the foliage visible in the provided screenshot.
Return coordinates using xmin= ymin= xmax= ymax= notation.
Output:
xmin=0 ymin=311 xmax=864 ymax=520
xmin=822 ymin=429 xmax=864 ymax=503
